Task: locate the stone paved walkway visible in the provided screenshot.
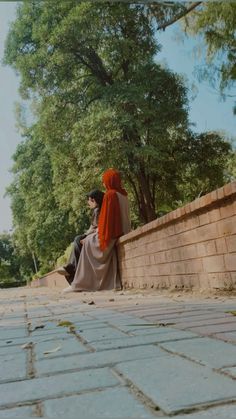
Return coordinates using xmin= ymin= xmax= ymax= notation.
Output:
xmin=1 ymin=287 xmax=236 ymax=418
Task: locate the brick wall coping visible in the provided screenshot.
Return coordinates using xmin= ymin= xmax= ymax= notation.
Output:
xmin=42 ymin=269 xmax=59 ymax=277
xmin=31 ymin=268 xmax=68 ymax=288
xmin=32 ymin=268 xmax=58 ymax=281
xmin=118 ymin=181 xmax=236 ymax=245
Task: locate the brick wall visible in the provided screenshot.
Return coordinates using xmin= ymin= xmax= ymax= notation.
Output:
xmin=117 ymin=181 xmax=236 ymax=291
xmin=31 ymin=270 xmax=68 ymax=288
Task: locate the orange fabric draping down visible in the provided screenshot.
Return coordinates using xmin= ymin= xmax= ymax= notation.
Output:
xmin=98 ymin=169 xmax=127 ymax=251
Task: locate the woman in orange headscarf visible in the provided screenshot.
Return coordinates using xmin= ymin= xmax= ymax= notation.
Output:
xmin=64 ymin=169 xmax=131 ymax=292
xmin=98 ymin=169 xmax=128 ymax=251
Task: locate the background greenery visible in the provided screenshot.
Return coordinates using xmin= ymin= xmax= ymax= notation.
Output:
xmin=1 ymin=1 xmax=235 ymax=285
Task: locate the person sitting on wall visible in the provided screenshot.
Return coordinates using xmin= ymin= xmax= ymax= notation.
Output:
xmin=57 ymin=189 xmax=104 ymax=284
xmin=63 ymin=169 xmax=131 ymax=293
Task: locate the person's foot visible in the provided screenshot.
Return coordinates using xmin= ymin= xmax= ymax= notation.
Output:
xmin=62 ymin=285 xmax=74 ymax=294
xmin=57 ymin=267 xmax=69 ymax=276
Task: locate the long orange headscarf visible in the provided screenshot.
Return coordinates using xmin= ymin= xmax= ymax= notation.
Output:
xmin=98 ymin=169 xmax=127 ymax=251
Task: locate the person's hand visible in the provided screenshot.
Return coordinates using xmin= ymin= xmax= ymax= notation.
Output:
xmin=80 ymin=239 xmax=85 ymax=245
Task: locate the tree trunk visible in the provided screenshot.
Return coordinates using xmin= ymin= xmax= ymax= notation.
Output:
xmin=137 ymin=168 xmax=156 ymax=223
xmin=127 ymin=171 xmax=156 ymax=224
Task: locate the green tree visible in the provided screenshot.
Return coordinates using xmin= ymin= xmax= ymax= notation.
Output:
xmin=0 ymin=233 xmax=28 ymax=283
xmin=4 ymin=1 xmax=233 ymax=234
xmin=7 ymin=127 xmax=80 ymax=273
xmin=0 ymin=234 xmax=15 ymax=280
xmin=178 ymin=131 xmax=233 ymax=201
xmin=184 ymin=2 xmax=236 ymax=103
xmin=4 ymin=2 xmax=196 ymax=221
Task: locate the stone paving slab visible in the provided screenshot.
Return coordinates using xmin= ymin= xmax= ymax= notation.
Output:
xmin=36 ymin=345 xmax=166 ymax=376
xmin=89 ymin=330 xmax=199 ymax=351
xmin=77 ymin=326 xmax=130 ymax=342
xmin=0 ymin=315 xmax=25 ymax=323
xmin=185 ymin=322 xmax=236 ymax=335
xmin=127 ymin=324 xmax=196 ymax=334
xmin=109 ymin=321 xmax=155 ymax=331
xmin=73 ymin=321 xmax=112 ymax=330
xmin=174 ymin=316 xmax=236 ymax=330
xmin=116 ymin=355 xmax=236 ymax=415
xmin=1 ymin=287 xmax=236 ymax=418
xmin=0 ymin=352 xmax=27 ymax=383
xmin=159 ymin=336 xmax=236 ymax=368
xmin=141 ymin=311 xmax=231 ymax=322
xmin=119 ymin=306 xmax=189 ymax=315
xmin=213 ymin=330 xmax=236 ymax=343
xmin=32 ymin=314 xmax=95 ymax=325
xmin=171 ymin=404 xmax=236 ymax=419
xmin=35 ymin=336 xmax=88 ymax=360
xmin=0 ymin=368 xmax=119 ymax=408
xmin=43 ymin=387 xmax=157 ymax=418
xmin=30 ymin=325 xmax=72 ymax=337
xmin=0 ymin=323 xmax=26 ymax=331
xmin=0 ymin=406 xmax=36 ymax=418
xmin=0 ymin=327 xmax=28 ymax=340
xmin=221 ymin=366 xmax=236 ymax=378
xmin=0 ymin=344 xmax=25 ymax=355
xmin=0 ymin=332 xmax=75 ymax=349
xmin=114 ymin=324 xmax=176 ymax=334
xmin=142 ymin=312 xmax=234 ymax=324
xmin=48 ymin=316 xmax=103 ymax=325
xmin=26 ymin=312 xmax=53 ymax=320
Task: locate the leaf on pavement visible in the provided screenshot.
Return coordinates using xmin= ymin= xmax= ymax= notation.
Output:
xmin=43 ymin=345 xmax=61 ymax=355
xmin=21 ymin=342 xmax=33 ymax=349
xmin=57 ymin=321 xmax=74 ymax=327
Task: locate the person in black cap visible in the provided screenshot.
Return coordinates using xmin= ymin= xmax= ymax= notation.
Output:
xmin=57 ymin=189 xmax=104 ymax=284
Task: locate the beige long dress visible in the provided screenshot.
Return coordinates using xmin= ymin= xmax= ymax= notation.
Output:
xmin=71 ymin=192 xmax=131 ymax=291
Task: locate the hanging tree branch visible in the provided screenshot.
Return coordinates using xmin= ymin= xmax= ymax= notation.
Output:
xmin=156 ymin=2 xmax=202 ymax=31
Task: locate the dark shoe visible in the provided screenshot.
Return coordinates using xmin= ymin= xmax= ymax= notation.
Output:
xmin=57 ymin=267 xmax=69 ymax=277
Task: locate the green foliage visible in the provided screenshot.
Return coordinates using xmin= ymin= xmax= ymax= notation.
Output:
xmin=226 ymin=148 xmax=236 ymax=180
xmin=56 ymin=242 xmax=73 ymax=268
xmin=7 ymin=128 xmax=78 ymax=273
xmin=185 ymin=2 xmax=236 ymax=93
xmin=0 ymin=233 xmax=17 ymax=280
xmin=4 ymin=1 xmax=189 ymax=221
xmin=0 ymin=233 xmax=29 ymax=285
xmin=178 ymin=131 xmax=234 ymax=202
xmin=3 ymin=1 xmax=234 ymax=270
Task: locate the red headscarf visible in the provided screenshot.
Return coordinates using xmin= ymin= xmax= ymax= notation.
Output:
xmin=98 ymin=169 xmax=127 ymax=251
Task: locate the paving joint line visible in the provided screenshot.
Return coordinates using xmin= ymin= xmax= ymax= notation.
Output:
xmin=157 ymin=340 xmax=236 ymax=379
xmin=0 ymin=383 xmax=123 ymax=411
xmin=114 ymin=363 xmax=236 ymax=417
xmin=111 ymin=366 xmax=164 ymax=417
xmin=34 ymin=401 xmax=44 ymax=417
xmin=212 ymin=366 xmax=236 ymax=380
xmin=166 ymin=398 xmax=236 ymax=417
xmin=86 ymin=335 xmax=201 ymax=353
xmin=156 ymin=342 xmax=208 ymax=368
xmin=24 ymin=298 xmax=36 ymax=379
xmin=101 ymin=321 xmax=138 ymax=337
xmin=37 ymin=354 xmax=161 ymax=378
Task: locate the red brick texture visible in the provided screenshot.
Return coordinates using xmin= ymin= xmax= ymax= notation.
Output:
xmin=117 ymin=181 xmax=236 ymax=291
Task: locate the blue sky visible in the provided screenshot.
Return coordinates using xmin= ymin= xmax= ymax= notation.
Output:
xmin=0 ymin=2 xmax=19 ymax=233
xmin=157 ymin=27 xmax=235 ymax=137
xmin=0 ymin=2 xmax=235 ymax=233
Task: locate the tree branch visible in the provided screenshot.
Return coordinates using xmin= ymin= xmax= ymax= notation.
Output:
xmin=156 ymin=2 xmax=202 ymax=31
xmin=73 ymin=47 xmax=113 ymax=87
